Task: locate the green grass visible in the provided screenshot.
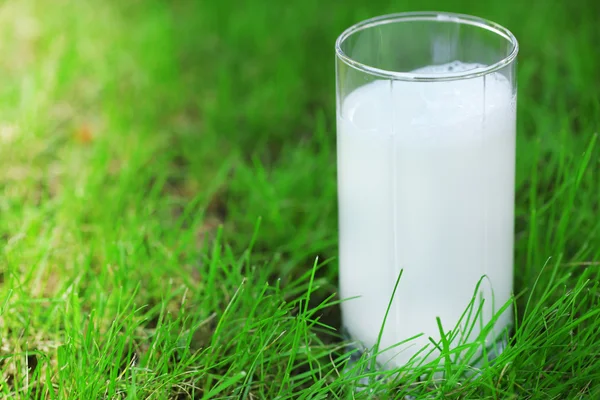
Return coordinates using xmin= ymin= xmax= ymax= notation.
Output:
xmin=0 ymin=0 xmax=599 ymax=398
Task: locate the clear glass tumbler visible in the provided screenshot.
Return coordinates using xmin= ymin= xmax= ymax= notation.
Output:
xmin=335 ymin=12 xmax=518 ymax=369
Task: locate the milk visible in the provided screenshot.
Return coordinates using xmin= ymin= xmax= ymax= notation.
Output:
xmin=337 ymin=62 xmax=516 ymax=368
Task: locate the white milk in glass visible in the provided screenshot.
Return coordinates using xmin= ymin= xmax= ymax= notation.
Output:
xmin=337 ymin=62 xmax=516 ymax=368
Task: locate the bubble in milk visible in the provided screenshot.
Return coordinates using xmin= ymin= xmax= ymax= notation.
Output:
xmin=411 ymin=60 xmax=488 ymax=75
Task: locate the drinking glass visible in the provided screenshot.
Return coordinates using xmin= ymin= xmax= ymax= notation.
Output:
xmin=335 ymin=12 xmax=518 ymax=369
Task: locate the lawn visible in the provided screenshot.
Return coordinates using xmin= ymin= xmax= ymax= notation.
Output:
xmin=0 ymin=0 xmax=599 ymax=398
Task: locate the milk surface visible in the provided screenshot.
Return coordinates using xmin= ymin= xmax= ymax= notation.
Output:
xmin=337 ymin=61 xmax=516 ymax=368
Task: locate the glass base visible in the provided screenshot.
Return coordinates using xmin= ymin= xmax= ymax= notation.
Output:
xmin=342 ymin=326 xmax=510 ymax=392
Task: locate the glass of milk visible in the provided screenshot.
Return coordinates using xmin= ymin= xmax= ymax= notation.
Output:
xmin=335 ymin=12 xmax=518 ymax=370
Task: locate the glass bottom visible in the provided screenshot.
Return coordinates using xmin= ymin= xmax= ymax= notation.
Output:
xmin=342 ymin=326 xmax=510 ymax=392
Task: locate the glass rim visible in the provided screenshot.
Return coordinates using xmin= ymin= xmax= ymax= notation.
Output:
xmin=335 ymin=12 xmax=519 ymax=82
